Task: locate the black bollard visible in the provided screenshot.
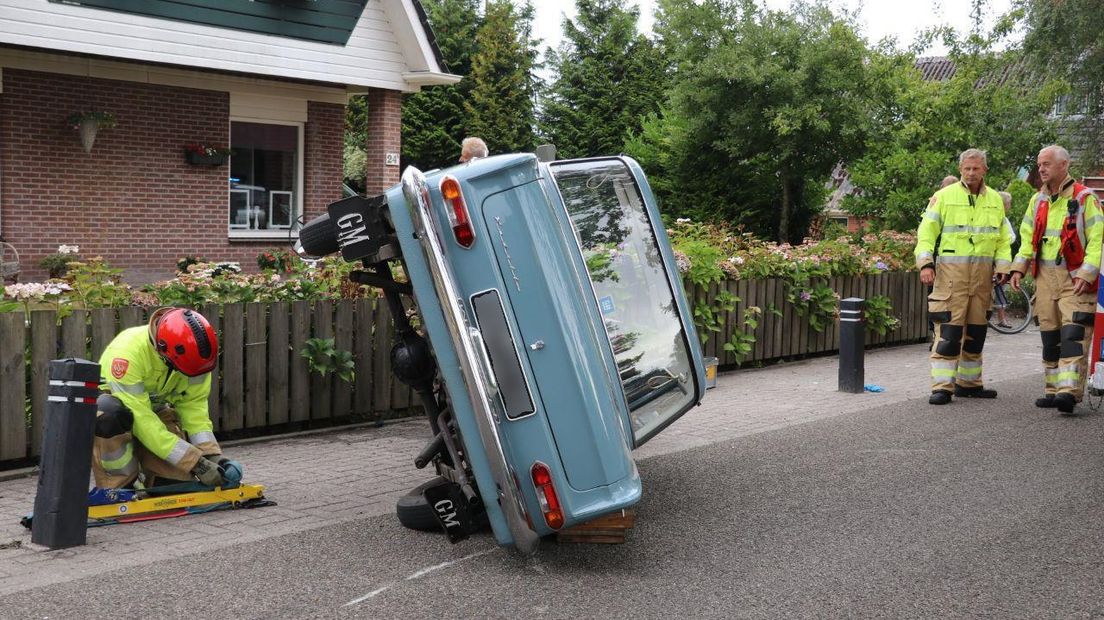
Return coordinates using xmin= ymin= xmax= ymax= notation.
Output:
xmin=31 ymin=358 xmax=101 ymax=549
xmin=838 ymin=297 xmax=865 ymax=394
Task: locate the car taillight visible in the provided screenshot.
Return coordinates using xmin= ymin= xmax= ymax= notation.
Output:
xmin=530 ymin=462 xmax=564 ymax=530
xmin=439 ymin=175 xmax=475 ymax=248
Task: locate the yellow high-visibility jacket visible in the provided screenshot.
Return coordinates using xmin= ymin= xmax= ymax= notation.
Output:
xmin=98 ymin=326 xmax=213 ymax=468
xmin=915 ymin=181 xmax=1012 ymax=273
xmin=1011 ymin=176 xmax=1103 ymax=283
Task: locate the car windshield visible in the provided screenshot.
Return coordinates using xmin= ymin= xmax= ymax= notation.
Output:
xmin=551 ymin=159 xmax=696 ymax=443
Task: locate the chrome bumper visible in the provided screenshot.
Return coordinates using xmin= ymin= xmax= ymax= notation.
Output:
xmin=401 ymin=167 xmax=540 ymax=554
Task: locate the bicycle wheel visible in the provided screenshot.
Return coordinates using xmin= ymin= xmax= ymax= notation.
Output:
xmin=989 ymin=285 xmax=1033 ymax=334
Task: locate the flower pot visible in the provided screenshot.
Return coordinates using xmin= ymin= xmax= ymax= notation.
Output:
xmin=185 ymin=151 xmax=228 ymax=166
xmin=79 ymin=119 xmax=99 ymax=153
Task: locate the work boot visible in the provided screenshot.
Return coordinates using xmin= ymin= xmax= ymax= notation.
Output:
xmin=1055 ymin=393 xmax=1077 ymax=415
xmin=954 ymin=385 xmax=997 ymax=399
xmin=929 ymin=390 xmax=952 ymax=405
xmin=1035 ymin=395 xmax=1058 ymax=408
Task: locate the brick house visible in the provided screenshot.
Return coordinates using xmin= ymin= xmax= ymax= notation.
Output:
xmin=0 ymin=0 xmax=458 ymax=281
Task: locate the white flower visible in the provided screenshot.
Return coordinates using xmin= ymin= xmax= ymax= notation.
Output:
xmin=728 ymin=256 xmax=745 ymax=265
xmin=676 ymin=217 xmax=691 ymax=224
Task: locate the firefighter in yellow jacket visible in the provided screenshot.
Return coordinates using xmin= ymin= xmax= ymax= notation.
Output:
xmin=1010 ymin=145 xmax=1103 ymax=414
xmin=916 ymin=149 xmax=1013 ymax=405
xmin=93 ymin=307 xmax=232 ymax=488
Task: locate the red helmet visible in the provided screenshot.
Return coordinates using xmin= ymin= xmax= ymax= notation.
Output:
xmin=149 ymin=308 xmax=218 ymax=376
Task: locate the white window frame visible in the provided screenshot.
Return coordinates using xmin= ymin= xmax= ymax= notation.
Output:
xmin=227 ymin=117 xmax=305 ymax=241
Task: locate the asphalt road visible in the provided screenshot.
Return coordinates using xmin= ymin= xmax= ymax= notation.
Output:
xmin=7 ymin=376 xmax=1104 ymax=619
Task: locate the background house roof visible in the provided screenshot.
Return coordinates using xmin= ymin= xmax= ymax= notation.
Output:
xmin=0 ymin=0 xmax=459 ymax=92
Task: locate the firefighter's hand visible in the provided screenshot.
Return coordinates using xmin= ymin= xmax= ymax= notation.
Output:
xmin=191 ymin=456 xmax=224 ymax=487
xmin=1010 ymin=271 xmax=1023 ymax=292
xmin=994 ymin=273 xmax=1009 ymax=285
xmin=919 ymin=267 xmax=935 ymax=285
xmin=1073 ymin=277 xmax=1089 ymax=295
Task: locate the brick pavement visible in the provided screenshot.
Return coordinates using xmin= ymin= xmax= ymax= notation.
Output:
xmin=0 ymin=330 xmax=1043 ymax=595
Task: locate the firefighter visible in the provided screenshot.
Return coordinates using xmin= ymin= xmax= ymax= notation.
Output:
xmin=93 ymin=307 xmax=233 ymax=488
xmin=916 ymin=149 xmax=1013 ymax=405
xmin=1010 ymin=145 xmax=1103 ymax=414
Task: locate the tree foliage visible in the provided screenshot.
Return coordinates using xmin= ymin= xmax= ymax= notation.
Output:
xmin=843 ymin=25 xmax=1060 ymax=231
xmin=539 ymin=0 xmax=667 ymax=159
xmin=465 ymin=0 xmax=540 ymax=155
xmin=1014 ymin=0 xmax=1104 ymax=169
xmin=632 ymin=0 xmax=883 ymax=242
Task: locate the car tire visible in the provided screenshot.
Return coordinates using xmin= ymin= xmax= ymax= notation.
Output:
xmin=396 ymin=476 xmax=451 ymax=532
xmin=395 ymin=476 xmax=489 ymax=533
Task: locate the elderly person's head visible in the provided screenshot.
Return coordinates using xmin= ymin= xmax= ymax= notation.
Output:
xmin=998 ymin=191 xmax=1012 ymax=214
xmin=940 ymin=175 xmax=959 ymax=189
xmin=1037 ymin=144 xmax=1071 ymax=191
xmin=958 ymin=148 xmax=988 ymax=192
xmin=459 ymin=137 xmax=488 ymax=163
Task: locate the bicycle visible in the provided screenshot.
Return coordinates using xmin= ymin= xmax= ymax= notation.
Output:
xmin=989 ymin=278 xmax=1035 ymax=334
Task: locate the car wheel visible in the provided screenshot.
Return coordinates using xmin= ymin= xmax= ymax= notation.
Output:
xmin=396 ymin=476 xmax=451 ymax=532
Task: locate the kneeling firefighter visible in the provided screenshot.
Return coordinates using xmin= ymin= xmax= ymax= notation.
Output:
xmin=916 ymin=149 xmax=1013 ymax=405
xmin=1011 ymin=145 xmax=1103 ymax=414
xmin=93 ymin=307 xmax=238 ymax=488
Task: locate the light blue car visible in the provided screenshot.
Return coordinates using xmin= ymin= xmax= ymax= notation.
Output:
xmin=298 ymin=154 xmax=705 ymax=553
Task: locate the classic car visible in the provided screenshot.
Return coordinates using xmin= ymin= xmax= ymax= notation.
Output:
xmin=296 ymin=153 xmax=705 ymax=553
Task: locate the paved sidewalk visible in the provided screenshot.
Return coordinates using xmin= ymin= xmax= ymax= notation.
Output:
xmin=0 ymin=330 xmax=1043 ymax=595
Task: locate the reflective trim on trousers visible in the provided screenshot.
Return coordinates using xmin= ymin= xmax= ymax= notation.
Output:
xmin=1055 ymin=367 xmax=1082 ymax=388
xmin=956 ymin=361 xmax=982 ymax=381
xmin=109 ymin=381 xmax=145 ymax=395
xmin=931 ymin=361 xmax=957 ymax=380
xmin=165 ymin=438 xmax=193 ymax=466
xmin=100 ymin=442 xmax=133 ymax=471
xmin=1045 ymin=367 xmax=1061 ymax=387
xmin=936 ymin=255 xmax=995 ymax=264
xmin=189 ymin=431 xmax=216 ymax=446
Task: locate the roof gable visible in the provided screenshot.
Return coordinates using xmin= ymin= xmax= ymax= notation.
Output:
xmin=47 ymin=0 xmax=369 ymax=45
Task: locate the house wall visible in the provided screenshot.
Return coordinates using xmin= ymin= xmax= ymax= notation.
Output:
xmin=0 ymin=68 xmax=345 ymax=282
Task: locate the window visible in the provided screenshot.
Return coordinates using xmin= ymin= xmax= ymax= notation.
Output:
xmin=229 ymin=121 xmax=302 ymax=238
xmin=551 ymin=160 xmax=697 ymax=444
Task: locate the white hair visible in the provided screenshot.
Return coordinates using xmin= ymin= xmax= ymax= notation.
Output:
xmin=959 ymin=148 xmax=988 ymax=167
xmin=460 ymin=137 xmax=488 ymax=162
xmin=1040 ymin=144 xmax=1071 ymax=163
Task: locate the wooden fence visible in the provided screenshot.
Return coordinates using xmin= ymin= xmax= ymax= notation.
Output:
xmin=690 ymin=271 xmax=929 ymax=367
xmin=0 ymin=272 xmax=929 ymax=466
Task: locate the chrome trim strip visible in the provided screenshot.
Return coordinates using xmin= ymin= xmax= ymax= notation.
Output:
xmin=401 ymin=167 xmax=539 ymax=555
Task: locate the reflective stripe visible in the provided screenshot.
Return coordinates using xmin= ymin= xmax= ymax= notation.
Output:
xmin=1011 ymin=257 xmax=1030 ymax=273
xmin=189 ymin=375 xmax=206 ymax=385
xmin=1037 ymin=259 xmax=1062 ymax=267
xmin=917 ymin=251 xmax=934 ymax=261
xmin=936 ymin=255 xmax=995 ymax=264
xmin=931 ymin=360 xmax=957 ymax=379
xmin=1076 ymin=264 xmax=1100 ymax=280
xmin=923 ymin=211 xmax=941 ymax=223
xmin=1055 ymin=364 xmax=1081 ymax=388
xmin=1044 ymin=228 xmax=1062 ymax=237
xmin=109 ymin=381 xmax=145 ymax=395
xmin=104 ymin=458 xmax=138 ymax=477
xmin=956 ymin=360 xmax=983 ymax=380
xmin=1085 ymin=215 xmax=1104 ymax=227
xmin=995 ymin=259 xmax=1011 ymax=269
xmin=165 ymin=438 xmax=192 ymax=466
xmin=189 ymin=431 xmax=217 ymax=446
xmin=100 ymin=442 xmax=132 ymax=467
xmin=942 ymin=225 xmax=1001 ymax=234
xmin=1076 ymin=187 xmax=1097 ymax=203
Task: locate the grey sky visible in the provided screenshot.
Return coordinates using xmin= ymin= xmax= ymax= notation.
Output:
xmin=532 ymin=0 xmax=1015 ymax=57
